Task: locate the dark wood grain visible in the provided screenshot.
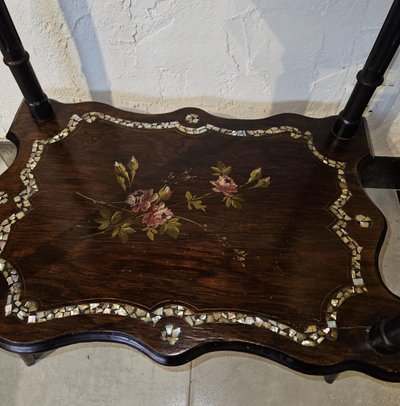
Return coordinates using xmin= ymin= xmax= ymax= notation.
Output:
xmin=0 ymin=101 xmax=399 ymax=381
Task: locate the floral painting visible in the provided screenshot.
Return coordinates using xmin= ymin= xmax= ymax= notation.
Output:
xmin=77 ymin=156 xmax=271 ymax=267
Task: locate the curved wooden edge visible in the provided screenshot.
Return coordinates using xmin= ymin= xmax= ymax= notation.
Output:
xmin=1 ymin=331 xmax=400 ymax=382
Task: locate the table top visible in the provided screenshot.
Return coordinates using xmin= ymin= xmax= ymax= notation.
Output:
xmin=0 ymin=101 xmax=399 ymax=380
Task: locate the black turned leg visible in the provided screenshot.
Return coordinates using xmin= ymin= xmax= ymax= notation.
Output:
xmin=0 ymin=0 xmax=53 ymax=121
xmin=19 ymin=353 xmax=36 ymax=367
xmin=332 ymin=0 xmax=400 ymax=139
xmin=369 ymin=317 xmax=400 ymax=354
xmin=18 ymin=350 xmax=55 ymax=366
xmin=324 ymin=374 xmax=339 ymax=384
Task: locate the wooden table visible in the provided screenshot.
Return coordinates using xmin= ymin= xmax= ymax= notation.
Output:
xmin=0 ymin=101 xmax=399 ymax=381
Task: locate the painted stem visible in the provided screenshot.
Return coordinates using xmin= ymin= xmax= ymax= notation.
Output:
xmin=75 ymin=192 xmax=132 ymax=214
xmin=174 ymin=216 xmax=206 ymax=229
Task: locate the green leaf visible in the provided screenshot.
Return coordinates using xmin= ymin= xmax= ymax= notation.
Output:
xmin=217 ymin=161 xmax=226 ymax=170
xmin=97 ymin=206 xmax=112 ymax=219
xmin=164 ymin=219 xmax=181 ymax=239
xmin=115 ymin=161 xmax=130 ymax=190
xmin=121 ymin=226 xmax=135 ymax=235
xmin=245 ymin=167 xmax=262 ymax=185
xmin=115 ymin=162 xmax=129 ymax=178
xmin=119 ymin=229 xmax=129 ymax=244
xmin=211 ymin=166 xmax=222 ymax=176
xmin=167 ymin=226 xmax=179 ymax=239
xmin=159 ymin=223 xmax=168 ymax=235
xmin=168 ymin=217 xmax=180 ymax=224
xmin=126 ymin=155 xmax=139 ymax=171
xmin=231 ymin=199 xmax=242 ymax=209
xmin=222 ymin=166 xmax=232 ymax=175
xmin=111 ymin=211 xmax=122 ymax=224
xmin=126 ymin=167 xmax=136 ymax=184
xmin=145 ymin=228 xmax=158 ymax=241
xmin=191 ymin=200 xmax=207 ymax=212
xmin=116 ymin=175 xmax=126 ymax=191
xmin=186 ymin=191 xmax=193 ymax=210
xmin=186 ymin=192 xmax=206 ymax=211
xmin=118 ymin=224 xmax=135 ymax=243
xmin=225 ymin=197 xmax=232 ymax=207
xmin=98 ymin=220 xmax=110 ymax=230
xmin=146 ymin=229 xmax=155 ymax=241
xmin=126 ymin=156 xmax=139 ymax=180
xmin=111 ymin=227 xmax=120 ymax=238
xmin=250 ymin=176 xmax=271 ymax=189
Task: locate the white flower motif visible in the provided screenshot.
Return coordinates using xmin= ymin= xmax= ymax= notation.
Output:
xmin=161 ymin=324 xmax=181 ymax=345
xmin=185 ymin=113 xmax=199 ymax=124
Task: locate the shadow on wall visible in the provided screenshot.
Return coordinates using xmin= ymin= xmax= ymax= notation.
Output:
xmin=248 ymin=0 xmax=336 ymax=117
xmin=47 ymin=91 xmax=341 ymax=119
xmin=57 ymin=0 xmax=112 ymax=105
xmin=247 ymin=0 xmax=384 ymax=117
xmin=58 ymin=0 xmax=348 ymax=117
xmin=53 ymin=0 xmax=398 ymax=156
xmin=248 ymin=0 xmax=400 ymax=155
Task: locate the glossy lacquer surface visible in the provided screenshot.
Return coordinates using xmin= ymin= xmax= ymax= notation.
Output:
xmin=0 ymin=101 xmax=399 ymax=380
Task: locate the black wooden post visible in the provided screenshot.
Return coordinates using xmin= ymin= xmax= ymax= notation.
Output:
xmin=332 ymin=0 xmax=400 ymax=139
xmin=324 ymin=374 xmax=339 ymax=384
xmin=369 ymin=317 xmax=400 ymax=354
xmin=0 ymin=0 xmax=53 ymax=121
xmin=19 ymin=353 xmax=36 ymax=367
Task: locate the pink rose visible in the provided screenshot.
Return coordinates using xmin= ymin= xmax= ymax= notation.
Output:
xmin=126 ymin=189 xmax=158 ymax=213
xmin=142 ymin=203 xmax=173 ymax=228
xmin=210 ymin=175 xmax=238 ymax=197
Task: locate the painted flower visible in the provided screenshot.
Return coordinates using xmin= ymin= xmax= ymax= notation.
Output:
xmin=126 ymin=189 xmax=158 ymax=213
xmin=142 ymin=203 xmax=173 ymax=228
xmin=210 ymin=175 xmax=238 ymax=197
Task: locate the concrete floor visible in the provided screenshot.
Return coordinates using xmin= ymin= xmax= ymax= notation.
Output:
xmin=0 ymin=142 xmax=399 ymax=405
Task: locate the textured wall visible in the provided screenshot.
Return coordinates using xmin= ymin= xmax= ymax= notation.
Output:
xmin=0 ymin=0 xmax=399 ymax=156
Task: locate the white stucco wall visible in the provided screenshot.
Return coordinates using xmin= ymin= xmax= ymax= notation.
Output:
xmin=0 ymin=0 xmax=399 ymax=156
